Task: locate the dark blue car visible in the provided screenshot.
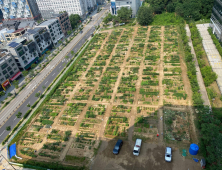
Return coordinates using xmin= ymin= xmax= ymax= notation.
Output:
xmin=113 ymin=139 xmax=123 ymax=155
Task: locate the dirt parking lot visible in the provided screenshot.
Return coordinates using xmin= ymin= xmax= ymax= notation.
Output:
xmin=91 ymin=140 xmax=202 ymax=170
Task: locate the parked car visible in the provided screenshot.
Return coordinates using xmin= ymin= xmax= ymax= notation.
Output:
xmin=113 ymin=139 xmax=123 ymax=155
xmin=133 ymin=139 xmax=142 ymax=156
xmin=165 ymin=147 xmax=172 ymax=162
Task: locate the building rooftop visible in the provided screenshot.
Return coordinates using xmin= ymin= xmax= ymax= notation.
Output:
xmin=27 ymin=27 xmax=42 ymax=34
xmin=37 ymin=19 xmax=57 ymax=27
xmin=13 ymin=28 xmax=25 ymax=33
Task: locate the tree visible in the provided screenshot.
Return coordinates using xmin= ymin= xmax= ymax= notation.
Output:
xmin=12 ymin=80 xmax=19 ymax=89
xmin=31 ymin=63 xmax=37 ymax=69
xmin=71 ymin=51 xmax=75 ymax=56
xmin=117 ymin=7 xmax=132 ymax=22
xmin=69 ymin=14 xmax=81 ymax=29
xmin=6 ymin=126 xmax=11 ymax=131
xmin=182 ymin=0 xmax=201 ymax=20
xmin=166 ymin=2 xmax=174 ymax=12
xmin=65 ymin=55 xmax=69 ymax=59
xmin=16 ymin=112 xmax=22 ymax=118
xmin=175 ymin=3 xmax=184 ymax=17
xmin=0 ymin=91 xmax=5 ymax=97
xmin=67 ymin=30 xmax=72 ymax=35
xmin=35 ymin=92 xmax=40 ymax=97
xmin=200 ymin=0 xmax=214 ymax=18
xmin=137 ymin=6 xmax=153 ymax=25
xmin=22 ymin=70 xmax=29 ymax=77
xmin=42 ymin=85 xmax=46 ymax=90
xmin=58 ymin=40 xmax=62 ymax=45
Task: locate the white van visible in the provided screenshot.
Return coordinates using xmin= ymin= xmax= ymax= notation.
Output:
xmin=133 ymin=139 xmax=142 ymax=156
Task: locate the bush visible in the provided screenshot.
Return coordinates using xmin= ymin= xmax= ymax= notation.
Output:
xmin=24 ymin=109 xmax=32 ymax=119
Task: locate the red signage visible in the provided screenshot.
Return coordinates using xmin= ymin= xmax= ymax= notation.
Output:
xmin=2 ymin=80 xmax=9 ymax=87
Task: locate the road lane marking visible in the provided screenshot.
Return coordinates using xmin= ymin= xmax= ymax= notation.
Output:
xmin=52 ymin=73 xmax=55 ymax=76
xmin=13 ymin=117 xmax=16 ymax=121
xmin=0 ymin=130 xmax=5 ymax=136
xmin=45 ymin=81 xmax=48 ymax=85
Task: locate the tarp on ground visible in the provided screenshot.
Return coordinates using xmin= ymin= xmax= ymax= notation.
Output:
xmin=9 ymin=143 xmax=16 ymax=159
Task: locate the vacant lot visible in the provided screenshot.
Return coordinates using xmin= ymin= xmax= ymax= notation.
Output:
xmin=13 ymin=26 xmax=198 ymax=168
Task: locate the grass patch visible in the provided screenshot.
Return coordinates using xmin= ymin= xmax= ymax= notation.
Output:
xmin=151 ymin=13 xmax=184 ymax=26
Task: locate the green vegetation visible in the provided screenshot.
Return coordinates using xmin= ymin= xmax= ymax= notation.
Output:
xmin=137 ymin=6 xmax=153 ymax=25
xmin=208 ymin=28 xmax=222 ymax=57
xmin=151 ymin=13 xmax=184 ymax=25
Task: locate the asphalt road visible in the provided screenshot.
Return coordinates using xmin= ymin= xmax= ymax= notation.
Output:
xmin=0 ymin=5 xmax=110 ymax=143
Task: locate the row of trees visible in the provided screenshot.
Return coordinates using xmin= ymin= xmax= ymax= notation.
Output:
xmin=103 ymin=7 xmax=133 ymax=26
xmin=144 ymin=0 xmax=214 ymax=20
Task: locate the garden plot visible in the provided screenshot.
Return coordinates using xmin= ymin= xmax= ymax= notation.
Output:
xmin=126 ymin=43 xmax=144 ymax=66
xmin=119 ymin=28 xmax=133 ymax=44
xmin=163 ymin=109 xmax=190 ymax=143
xmin=164 ymin=26 xmax=178 ymax=55
xmin=107 ymin=29 xmax=123 ymax=44
xmin=138 ymin=66 xmax=160 ymax=105
xmin=163 ymin=27 xmax=187 ymax=105
xmin=104 ymin=116 xmax=130 ymax=139
xmin=114 ymin=67 xmax=139 ymax=104
xmin=133 ymin=115 xmax=158 ymax=143
xmin=66 ymin=104 xmax=106 ymax=159
xmin=134 ymin=27 xmax=148 ymax=43
xmin=92 ymin=66 xmax=120 ymax=101
xmin=111 ymin=105 xmax=132 ymax=117
xmin=18 ymin=129 xmax=72 ymax=160
xmin=57 ymin=103 xmax=87 ymax=126
xmin=149 ymin=26 xmax=162 ymax=43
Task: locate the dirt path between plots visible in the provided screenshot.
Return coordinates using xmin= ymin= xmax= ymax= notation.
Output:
xmin=157 ymin=26 xmax=165 ymax=144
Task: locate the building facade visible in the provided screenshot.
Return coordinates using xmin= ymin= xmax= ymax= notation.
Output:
xmin=35 ymin=19 xmax=64 ymax=46
xmin=36 ymin=0 xmax=97 ymax=19
xmin=210 ymin=0 xmax=222 ymax=42
xmin=52 ymin=12 xmax=72 ymax=36
xmin=0 ymin=50 xmax=21 ymax=91
xmin=0 ymin=0 xmax=41 ymax=20
xmin=110 ymin=0 xmax=141 ymax=18
xmin=25 ymin=27 xmax=53 ymax=55
xmin=5 ymin=38 xmax=39 ymax=70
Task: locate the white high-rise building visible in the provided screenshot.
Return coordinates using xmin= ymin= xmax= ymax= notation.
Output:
xmin=36 ymin=0 xmax=97 ymax=19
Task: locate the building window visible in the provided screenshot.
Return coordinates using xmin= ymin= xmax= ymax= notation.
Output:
xmin=24 ymin=60 xmax=28 ymax=64
xmin=49 ymin=25 xmax=51 ymax=29
xmin=8 ymin=59 xmax=12 ymax=63
xmin=3 ymin=70 xmax=7 ymax=74
xmin=0 ymin=78 xmax=4 ymax=82
xmin=9 ymin=71 xmax=14 ymax=76
xmin=7 ymin=67 xmax=12 ymax=71
xmin=14 ymin=68 xmax=17 ymax=71
xmin=5 ymin=74 xmax=9 ymax=79
xmin=12 ymin=63 xmax=15 ymax=67
xmin=1 ymin=63 xmax=8 ymax=70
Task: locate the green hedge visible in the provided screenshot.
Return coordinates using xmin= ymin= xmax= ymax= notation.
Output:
xmin=24 ymin=109 xmax=32 ymax=119
xmin=208 ymin=28 xmax=222 ymax=57
xmin=22 ymin=160 xmax=86 ymax=170
xmin=178 ymin=23 xmax=203 ymax=106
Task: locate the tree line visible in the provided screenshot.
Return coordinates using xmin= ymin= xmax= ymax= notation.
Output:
xmin=137 ymin=0 xmax=214 ymax=25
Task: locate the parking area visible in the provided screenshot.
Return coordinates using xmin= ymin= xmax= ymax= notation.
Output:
xmin=91 ymin=140 xmax=202 ymax=170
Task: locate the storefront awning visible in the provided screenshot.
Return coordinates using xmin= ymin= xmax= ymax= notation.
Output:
xmin=10 ymin=71 xmax=21 ymax=81
xmin=2 ymin=80 xmax=10 ymax=87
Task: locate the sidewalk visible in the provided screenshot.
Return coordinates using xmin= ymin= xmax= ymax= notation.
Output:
xmin=197 ymin=24 xmax=222 ymax=94
xmin=185 ymin=24 xmax=211 ymax=107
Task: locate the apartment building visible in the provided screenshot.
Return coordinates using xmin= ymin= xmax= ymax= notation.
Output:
xmin=4 ymin=38 xmax=39 ymax=70
xmin=110 ymin=0 xmax=141 ymax=18
xmin=35 ymin=19 xmax=64 ymax=46
xmin=24 ymin=27 xmax=52 ymax=56
xmin=210 ymin=0 xmax=222 ymax=41
xmin=0 ymin=27 xmax=27 ymax=43
xmin=0 ymin=50 xmax=20 ymax=91
xmin=36 ymin=0 xmax=97 ymax=19
xmin=0 ymin=0 xmax=41 ymax=20
xmin=52 ymin=12 xmax=72 ymax=36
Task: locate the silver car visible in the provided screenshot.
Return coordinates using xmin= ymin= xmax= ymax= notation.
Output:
xmin=165 ymin=147 xmax=172 ymax=162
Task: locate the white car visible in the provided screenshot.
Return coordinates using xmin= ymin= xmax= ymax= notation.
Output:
xmin=165 ymin=147 xmax=172 ymax=162
xmin=133 ymin=139 xmax=142 ymax=156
